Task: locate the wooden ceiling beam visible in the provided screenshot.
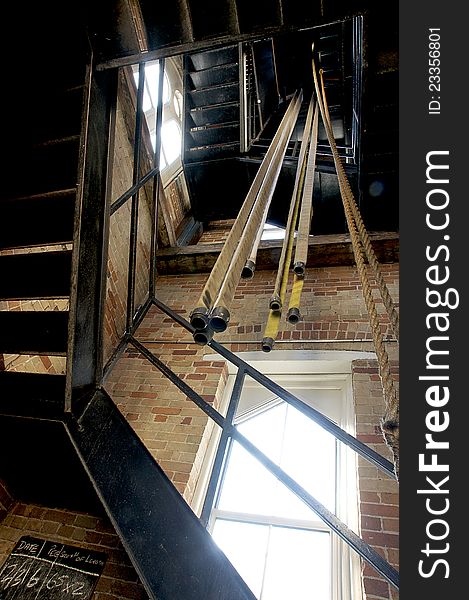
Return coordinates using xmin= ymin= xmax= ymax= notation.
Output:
xmin=156 ymin=231 xmax=399 ymax=274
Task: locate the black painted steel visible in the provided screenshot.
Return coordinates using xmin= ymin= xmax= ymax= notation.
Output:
xmin=129 ymin=337 xmax=225 ymax=426
xmin=129 ymin=333 xmax=399 ymax=588
xmin=149 ymin=59 xmax=165 ymax=298
xmin=110 ymin=165 xmax=160 ymax=215
xmin=151 ymin=297 xmax=396 ymax=479
xmin=67 ymin=67 xmax=118 ymax=408
xmin=66 ymin=389 xmax=257 ymax=600
xmin=200 ymin=368 xmax=246 ymax=526
xmin=126 ymin=63 xmax=145 ymax=333
xmin=4 ymin=138 xmax=80 ymax=200
xmin=0 ymin=192 xmax=75 ymax=250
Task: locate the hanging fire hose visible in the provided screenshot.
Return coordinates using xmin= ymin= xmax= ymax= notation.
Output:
xmin=286 ymin=97 xmax=319 ymax=324
xmin=242 ymin=201 xmax=271 ymax=279
xmin=190 ymin=90 xmax=303 ymax=345
xmin=261 ymin=96 xmax=318 ymax=351
xmin=312 ymin=51 xmax=399 ymax=477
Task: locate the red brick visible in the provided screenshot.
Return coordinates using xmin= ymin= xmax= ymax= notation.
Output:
xmin=363 ymin=576 xmax=390 ymax=598
xmin=361 ymin=503 xmax=399 ymax=518
xmin=362 ymin=531 xmax=399 ymax=549
xmin=151 ymin=407 xmax=181 ymax=415
xmin=361 ymin=516 xmax=382 ymax=531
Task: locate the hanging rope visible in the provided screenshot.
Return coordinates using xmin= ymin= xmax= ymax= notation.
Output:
xmin=318 ymin=70 xmax=399 ymax=341
xmin=312 ymin=54 xmax=399 ymax=478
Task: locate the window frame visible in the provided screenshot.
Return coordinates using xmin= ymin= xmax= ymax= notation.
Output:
xmin=132 ymin=57 xmax=184 ymax=185
xmin=191 ymin=350 xmax=371 ymax=600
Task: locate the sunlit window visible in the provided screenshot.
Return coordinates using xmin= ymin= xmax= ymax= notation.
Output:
xmin=261 ymin=223 xmax=286 ymax=241
xmin=210 ymin=401 xmax=335 ymax=599
xmin=132 ymin=60 xmax=182 ymax=172
xmin=201 ymin=368 xmax=362 ymax=600
xmin=161 ymin=119 xmax=182 ymax=166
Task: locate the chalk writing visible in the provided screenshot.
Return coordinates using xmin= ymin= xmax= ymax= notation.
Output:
xmin=0 ymin=536 xmax=106 ymax=599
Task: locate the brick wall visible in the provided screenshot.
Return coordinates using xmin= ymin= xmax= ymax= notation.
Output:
xmin=353 ymin=360 xmax=399 ymax=600
xmin=102 ymin=74 xmax=153 ymax=363
xmin=0 ymin=499 xmax=148 ymax=599
xmin=102 ymin=71 xmax=193 ymax=363
xmin=197 ymin=219 xmax=235 ymax=245
xmin=104 ymin=264 xmax=399 ymax=600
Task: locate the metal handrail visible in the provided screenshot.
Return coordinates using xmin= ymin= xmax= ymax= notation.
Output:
xmin=136 ymin=297 xmax=399 ymax=589
xmin=153 ymin=296 xmax=396 ymax=478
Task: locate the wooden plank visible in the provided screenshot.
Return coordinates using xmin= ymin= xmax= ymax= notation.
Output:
xmin=0 ymin=372 xmax=65 ymax=418
xmin=156 ymin=231 xmax=400 ymax=274
xmin=0 ymin=251 xmax=72 ymax=300
xmin=0 ymin=311 xmax=68 ymax=355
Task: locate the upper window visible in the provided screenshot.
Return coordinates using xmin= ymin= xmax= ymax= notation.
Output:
xmin=132 ymin=59 xmax=182 ymax=176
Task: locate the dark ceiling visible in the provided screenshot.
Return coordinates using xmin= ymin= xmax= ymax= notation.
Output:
xmin=87 ymin=1 xmax=398 ymax=236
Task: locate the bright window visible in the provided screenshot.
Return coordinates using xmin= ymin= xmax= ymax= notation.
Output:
xmin=161 ymin=119 xmax=182 ymax=166
xmin=132 ymin=60 xmax=182 ymax=172
xmin=261 ymin=223 xmax=286 ymax=241
xmin=198 ymin=357 xmax=364 ymax=600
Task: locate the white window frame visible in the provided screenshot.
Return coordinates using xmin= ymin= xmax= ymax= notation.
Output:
xmin=191 ymin=350 xmax=375 ymax=600
xmin=132 ymin=57 xmax=184 ymax=186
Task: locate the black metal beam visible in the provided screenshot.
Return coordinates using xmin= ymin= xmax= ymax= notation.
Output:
xmin=126 ymin=62 xmax=145 ymax=333
xmin=110 ymin=165 xmax=160 ymax=215
xmin=200 ymin=368 xmax=245 ymax=526
xmin=67 ymin=66 xmax=118 ymax=413
xmin=66 ymin=388 xmax=257 ymax=600
xmin=95 ymin=20 xmax=345 ymax=72
xmin=149 ymin=59 xmax=165 ymax=298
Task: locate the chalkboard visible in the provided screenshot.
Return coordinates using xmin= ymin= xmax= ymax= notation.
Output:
xmin=0 ymin=535 xmax=107 ymax=599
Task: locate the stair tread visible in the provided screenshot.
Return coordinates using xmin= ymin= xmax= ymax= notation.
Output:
xmin=0 ymin=192 xmax=75 ymax=250
xmin=0 ymin=251 xmax=72 ymax=299
xmin=188 ymin=141 xmax=239 ymax=151
xmin=189 ymin=61 xmax=238 ymax=75
xmin=0 ymin=371 xmax=65 ymax=418
xmin=190 ymin=81 xmax=239 ymax=94
xmin=190 ymin=100 xmax=239 ymax=112
xmin=0 ymin=311 xmax=69 ymax=355
xmin=190 ymin=121 xmax=239 ymax=132
xmin=3 ymin=138 xmax=79 ymax=200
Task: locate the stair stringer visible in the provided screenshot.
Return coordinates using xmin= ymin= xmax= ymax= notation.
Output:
xmin=66 ymin=388 xmax=256 ymax=600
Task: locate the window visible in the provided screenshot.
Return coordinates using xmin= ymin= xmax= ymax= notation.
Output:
xmin=194 ymin=353 xmax=365 ymax=600
xmin=132 ymin=59 xmax=183 ymax=178
xmin=261 ymin=223 xmax=286 ymax=241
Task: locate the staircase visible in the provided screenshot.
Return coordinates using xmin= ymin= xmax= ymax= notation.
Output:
xmin=0 ymin=4 xmax=398 ymax=599
xmin=184 ymin=45 xmax=241 ymax=163
xmin=0 ymin=61 xmax=86 ymax=419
